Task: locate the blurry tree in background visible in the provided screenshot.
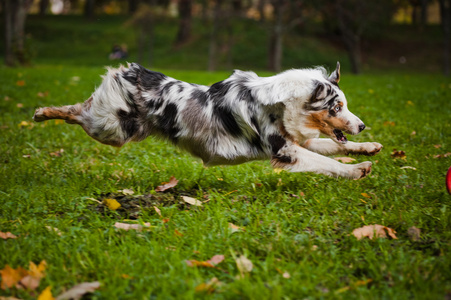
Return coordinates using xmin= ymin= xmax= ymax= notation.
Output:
xmin=439 ymin=0 xmax=450 ymax=75
xmin=3 ymin=0 xmax=34 ymax=66
xmin=174 ymin=0 xmax=192 ymax=46
xmin=318 ymin=0 xmax=397 ymax=74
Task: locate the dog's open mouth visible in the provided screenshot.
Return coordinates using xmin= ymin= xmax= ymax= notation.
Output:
xmin=333 ymin=129 xmax=348 ymax=144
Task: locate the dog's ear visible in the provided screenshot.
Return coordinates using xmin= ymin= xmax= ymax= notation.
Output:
xmin=328 ymin=61 xmax=340 ymax=84
xmin=311 ymin=81 xmax=327 ymax=102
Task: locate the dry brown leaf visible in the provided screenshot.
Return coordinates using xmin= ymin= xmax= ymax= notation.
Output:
xmin=383 ymin=121 xmax=395 ymax=127
xmin=352 ymin=224 xmax=397 ymax=240
xmin=118 ymin=189 xmax=134 ymax=195
xmin=0 ymin=296 xmax=22 ymax=300
xmin=407 ymin=226 xmax=421 ymax=241
xmin=16 ymin=80 xmax=25 ymax=87
xmin=186 ymin=255 xmax=225 ymax=268
xmin=181 ymin=196 xmax=203 ymax=207
xmin=391 ymin=150 xmax=406 ymax=160
xmin=55 ymin=281 xmax=100 ymax=300
xmin=174 ymin=229 xmax=183 ymax=237
xmin=49 ymin=149 xmax=64 ymax=157
xmin=195 ymin=277 xmax=221 ymax=294
xmin=334 ymin=157 xmax=356 ymax=163
xmin=236 ymin=255 xmax=253 ymax=276
xmin=45 ymin=226 xmax=62 ymax=236
xmin=155 ymin=176 xmax=178 ymax=192
xmin=0 ymin=265 xmax=28 ymax=290
xmin=113 ymin=222 xmax=150 ymax=231
xmin=0 ymin=232 xmax=17 ymax=239
xmin=433 ymin=153 xmax=451 ymax=158
xmin=228 ymin=223 xmax=244 ymax=233
xmin=153 ymin=206 xmax=162 ymax=217
xmin=19 ymin=275 xmax=40 ymax=290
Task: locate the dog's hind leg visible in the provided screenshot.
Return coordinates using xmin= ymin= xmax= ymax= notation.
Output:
xmin=33 ymin=103 xmax=83 ymax=125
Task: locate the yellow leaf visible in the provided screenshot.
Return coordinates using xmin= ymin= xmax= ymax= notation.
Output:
xmin=0 ymin=265 xmax=28 ymax=290
xmin=38 ymin=286 xmax=54 ymax=300
xmin=361 ymin=193 xmax=371 ymax=199
xmin=54 ymin=120 xmax=64 ymax=125
xmin=29 ymin=261 xmax=47 ymax=279
xmin=273 ymin=168 xmax=283 ymax=174
xmin=103 ymin=198 xmax=121 ymax=210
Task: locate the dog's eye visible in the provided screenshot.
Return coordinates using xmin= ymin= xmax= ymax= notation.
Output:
xmin=334 ymin=106 xmax=342 ymax=112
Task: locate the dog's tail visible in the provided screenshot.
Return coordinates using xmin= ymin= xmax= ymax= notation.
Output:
xmin=33 ymin=103 xmax=84 ymax=125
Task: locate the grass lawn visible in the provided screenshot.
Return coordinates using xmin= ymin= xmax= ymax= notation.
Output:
xmin=0 ymin=64 xmax=451 ymax=299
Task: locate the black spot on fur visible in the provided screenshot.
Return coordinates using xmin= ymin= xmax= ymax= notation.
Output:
xmin=251 ymin=116 xmax=261 ymax=135
xmin=250 ymin=135 xmax=264 ymax=152
xmin=117 ymin=109 xmax=139 ymax=138
xmin=157 ymin=103 xmax=180 ymax=143
xmin=178 ymin=84 xmax=184 ymax=93
xmin=238 ymin=85 xmax=254 ymax=102
xmin=192 ymin=89 xmax=209 ymax=106
xmin=209 ymin=81 xmax=231 ymax=101
xmin=139 ymin=66 xmax=167 ymax=90
xmin=160 ymin=81 xmax=177 ymax=95
xmin=268 ymin=134 xmax=286 ymax=155
xmin=269 ymin=114 xmax=278 ymax=123
xmin=273 ymin=154 xmax=292 ymax=164
xmin=213 ymin=104 xmax=242 ymax=137
xmin=146 ymin=98 xmax=163 ymax=111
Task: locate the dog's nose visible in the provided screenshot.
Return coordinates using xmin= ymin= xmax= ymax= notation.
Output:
xmin=358 ymin=123 xmax=366 ymax=132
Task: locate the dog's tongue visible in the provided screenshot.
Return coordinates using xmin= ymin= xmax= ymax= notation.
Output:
xmin=333 ymin=129 xmax=348 ymax=143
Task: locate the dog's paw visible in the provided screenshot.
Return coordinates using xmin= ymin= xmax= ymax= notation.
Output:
xmin=350 ymin=161 xmax=372 ymax=179
xmin=351 ymin=142 xmax=383 ymax=156
xmin=33 ymin=108 xmax=47 ymax=122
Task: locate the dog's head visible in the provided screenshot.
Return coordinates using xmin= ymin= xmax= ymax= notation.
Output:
xmin=281 ymin=62 xmax=365 ymax=144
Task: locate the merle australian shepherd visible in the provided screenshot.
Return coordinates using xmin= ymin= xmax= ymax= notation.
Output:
xmin=33 ymin=62 xmax=382 ymax=179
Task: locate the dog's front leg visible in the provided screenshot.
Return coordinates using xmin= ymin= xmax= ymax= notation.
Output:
xmin=302 ymin=139 xmax=382 ymax=156
xmin=272 ymin=143 xmax=372 ymax=179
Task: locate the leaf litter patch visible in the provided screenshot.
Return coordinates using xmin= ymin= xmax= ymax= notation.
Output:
xmin=90 ymin=190 xmax=207 ymax=219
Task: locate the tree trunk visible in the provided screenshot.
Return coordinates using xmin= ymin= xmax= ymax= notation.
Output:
xmin=268 ymin=0 xmax=285 ymax=72
xmin=3 ymin=0 xmax=33 ymax=66
xmin=129 ymin=0 xmax=140 ymax=15
xmin=420 ymin=0 xmax=428 ymax=29
xmin=439 ymin=0 xmax=451 ymax=76
xmin=174 ymin=0 xmax=192 ymax=46
xmin=84 ymin=0 xmax=95 ymax=20
xmin=258 ymin=0 xmax=266 ymax=22
xmin=39 ymin=0 xmax=49 ymax=16
xmin=208 ymin=0 xmax=222 ymax=71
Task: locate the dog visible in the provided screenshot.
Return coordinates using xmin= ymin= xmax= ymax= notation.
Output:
xmin=33 ymin=62 xmax=382 ymax=179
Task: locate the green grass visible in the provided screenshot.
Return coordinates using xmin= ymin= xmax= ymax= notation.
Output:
xmin=1 ymin=64 xmax=451 ymax=299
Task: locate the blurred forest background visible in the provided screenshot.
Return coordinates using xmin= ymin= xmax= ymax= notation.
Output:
xmin=1 ymin=0 xmax=450 ymax=75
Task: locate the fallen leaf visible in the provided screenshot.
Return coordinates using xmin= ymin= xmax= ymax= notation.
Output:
xmin=154 ymin=206 xmax=162 ymax=217
xmin=55 ymin=281 xmax=100 ymax=300
xmin=407 ymin=226 xmax=421 ymax=241
xmin=0 ymin=296 xmax=22 ymax=300
xmin=118 ymin=189 xmax=134 ymax=195
xmin=38 ymin=286 xmax=54 ymax=300
xmin=383 ymin=121 xmax=395 ymax=126
xmin=0 ymin=265 xmax=28 ymax=290
xmin=16 ymin=103 xmax=23 ymax=108
xmin=113 ymin=222 xmax=150 ymax=231
xmin=4 ymin=96 xmax=11 ymax=101
xmin=103 ymin=198 xmax=121 ymax=210
xmin=45 ymin=226 xmax=62 ymax=236
xmin=54 ymin=120 xmax=64 ymax=125
xmin=195 ymin=277 xmax=220 ymax=294
xmin=174 ymin=229 xmax=183 ymax=237
xmin=400 ymin=166 xmax=417 ymax=170
xmin=0 ymin=232 xmax=17 ymax=239
xmin=391 ymin=150 xmax=406 ymax=160
xmin=22 ymin=155 xmax=31 ymax=158
xmin=434 ymin=144 xmax=442 ymax=149
xmin=181 ymin=196 xmax=203 ymax=207
xmin=28 ymin=261 xmax=46 ymax=280
xmin=18 ymin=121 xmax=33 ymax=128
xmin=16 ymin=80 xmax=25 ymax=87
xmin=334 ymin=157 xmax=356 ymax=163
xmin=361 ymin=193 xmax=371 ymax=199
xmin=236 ymin=255 xmax=253 ymax=276
xmin=49 ymin=149 xmax=64 ymax=157
xmin=162 ymin=218 xmax=170 ymax=223
xmin=433 ymin=153 xmax=451 ymax=158
xmin=352 ymin=224 xmax=397 ymax=240
xmin=19 ymin=275 xmax=40 ymax=290
xmin=155 ymin=176 xmax=178 ymax=192
xmin=37 ymin=91 xmax=49 ymax=98
xmin=186 ymin=255 xmax=225 ymax=268
xmin=228 ymin=223 xmax=244 ymax=233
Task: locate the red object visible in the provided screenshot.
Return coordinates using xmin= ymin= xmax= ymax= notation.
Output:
xmin=447 ymin=166 xmax=451 ymax=195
